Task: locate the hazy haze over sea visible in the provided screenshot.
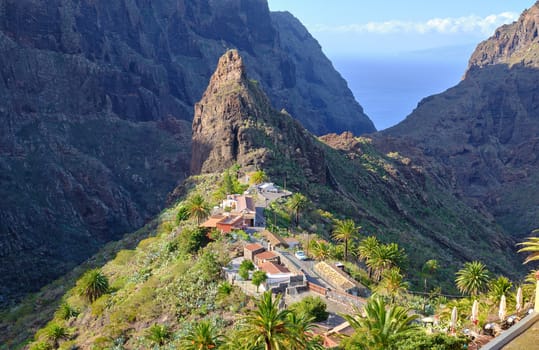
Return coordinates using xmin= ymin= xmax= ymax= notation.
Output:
xmin=332 ymin=45 xmax=475 ymax=131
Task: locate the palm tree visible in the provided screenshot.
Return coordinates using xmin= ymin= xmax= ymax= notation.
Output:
xmin=44 ymin=323 xmax=69 ymax=349
xmin=182 ymin=320 xmax=223 ymax=350
xmin=517 ymin=234 xmax=539 ymax=264
xmin=367 ymin=243 xmax=406 ymax=282
xmin=286 ymin=312 xmax=324 ymax=350
xmin=236 ymin=291 xmax=291 ymax=350
xmin=332 ymin=219 xmax=360 ymax=262
xmin=186 ymin=194 xmax=211 ymax=224
xmin=146 ymin=324 xmax=172 ymax=347
xmin=342 ymin=296 xmax=419 ymax=350
xmin=250 ymin=170 xmax=267 ymax=185
xmin=455 ymin=261 xmax=490 ymax=296
xmin=309 ymin=240 xmax=332 ymax=261
xmin=288 ymin=193 xmax=309 ymax=228
xmin=488 ymin=276 xmax=513 ymax=303
xmin=252 ymin=270 xmax=268 ymax=292
xmin=358 ymin=236 xmax=380 ymax=278
xmin=422 ymin=259 xmax=439 ymax=293
xmin=77 ymin=268 xmax=109 ymax=303
xmin=374 ymin=267 xmax=409 ymax=304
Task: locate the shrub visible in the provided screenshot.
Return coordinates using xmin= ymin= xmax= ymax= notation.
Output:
xmin=176 ymin=205 xmax=190 ymax=223
xmin=251 ymin=271 xmax=267 ymax=292
xmin=55 ymin=302 xmax=79 ymax=320
xmin=77 ymin=269 xmax=109 ymax=303
xmin=391 ymin=332 xmax=468 ymax=350
xmin=145 ymin=324 xmax=172 ymax=346
xmin=238 ymin=260 xmax=255 ymax=280
xmin=29 ymin=342 xmax=52 ymax=350
xmin=289 ymin=296 xmax=329 ymax=322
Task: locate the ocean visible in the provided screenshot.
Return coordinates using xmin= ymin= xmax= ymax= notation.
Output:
xmin=332 ymin=55 xmax=469 ymax=131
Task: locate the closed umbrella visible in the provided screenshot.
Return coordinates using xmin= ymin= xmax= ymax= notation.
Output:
xmin=471 ymin=300 xmax=479 ymax=325
xmin=450 ymin=306 xmax=458 ymax=333
xmin=516 ymin=287 xmax=523 ymax=313
xmin=499 ymin=295 xmax=507 ymax=322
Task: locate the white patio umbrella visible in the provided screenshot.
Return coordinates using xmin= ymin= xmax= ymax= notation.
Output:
xmin=471 ymin=300 xmax=479 ymax=325
xmin=499 ymin=295 xmax=507 ymax=322
xmin=516 ymin=287 xmax=523 ymax=313
xmin=450 ymin=306 xmax=458 ymax=333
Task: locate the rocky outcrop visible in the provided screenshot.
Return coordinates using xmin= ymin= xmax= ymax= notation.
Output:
xmin=468 ymin=1 xmax=539 ymax=70
xmin=192 ymin=51 xmax=521 ymax=289
xmin=0 ymin=0 xmax=374 ymax=305
xmin=270 ymin=12 xmax=375 ymax=134
xmin=381 ymin=1 xmax=539 ymax=237
xmin=191 ymin=49 xmax=327 ymax=185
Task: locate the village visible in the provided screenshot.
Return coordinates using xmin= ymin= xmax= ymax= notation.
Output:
xmin=193 ymin=177 xmax=539 ymax=350
xmin=197 ymin=181 xmax=372 ymax=347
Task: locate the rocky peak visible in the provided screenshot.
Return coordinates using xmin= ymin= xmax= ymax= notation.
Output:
xmin=205 ymin=50 xmax=247 ymax=95
xmin=191 ymin=49 xmax=264 ymax=175
xmin=467 ymin=2 xmax=539 ymax=72
xmin=191 ymin=49 xmax=327 ymax=185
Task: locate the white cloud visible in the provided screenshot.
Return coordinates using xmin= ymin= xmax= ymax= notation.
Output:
xmin=313 ymin=12 xmax=519 ymax=36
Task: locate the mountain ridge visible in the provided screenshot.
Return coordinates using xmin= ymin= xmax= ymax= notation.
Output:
xmin=381 ymin=1 xmax=539 ymax=238
xmin=0 ymin=0 xmax=374 ymax=305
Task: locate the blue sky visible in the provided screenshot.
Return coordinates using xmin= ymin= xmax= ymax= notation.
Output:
xmin=267 ymin=1 xmax=535 ymax=130
xmin=267 ymin=0 xmax=532 ymax=57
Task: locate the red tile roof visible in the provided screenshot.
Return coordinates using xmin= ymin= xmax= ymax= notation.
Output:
xmin=258 ymin=261 xmax=290 ymax=275
xmin=244 ymin=243 xmax=264 ymax=251
xmin=200 ymin=215 xmax=225 ymax=228
xmin=254 ymin=250 xmax=278 ymax=260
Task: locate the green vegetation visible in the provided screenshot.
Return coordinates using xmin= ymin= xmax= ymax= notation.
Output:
xmin=214 ymin=166 xmax=248 ymax=199
xmin=239 ymin=260 xmax=255 ymax=280
xmin=250 ymin=169 xmax=267 ymax=185
xmin=455 ymin=261 xmax=490 ymax=296
xmin=287 ymin=193 xmax=309 ymax=228
xmin=342 ymin=296 xmax=419 ymax=350
xmin=289 ymin=296 xmax=329 ymax=322
xmin=145 ymin=324 xmax=172 ymax=346
xmin=186 ymin=194 xmax=211 ymax=224
xmin=13 ymin=165 xmax=532 ymax=350
xmin=181 ymin=320 xmax=223 ymax=349
xmin=236 ymin=291 xmax=322 ymax=350
xmin=76 ymin=269 xmax=109 ymax=303
xmin=332 ymin=219 xmax=361 ymax=262
xmin=517 ymin=233 xmax=539 ymax=264
xmin=252 ymin=270 xmax=267 ymax=292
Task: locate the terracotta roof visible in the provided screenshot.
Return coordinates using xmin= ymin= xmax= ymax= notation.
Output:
xmin=261 ymin=230 xmax=288 ymax=248
xmin=254 ymin=250 xmax=279 ymax=260
xmin=244 ymin=243 xmax=264 ymax=251
xmin=200 ymin=215 xmax=225 ymax=228
xmin=258 ymin=261 xmax=290 ymax=275
xmin=236 ymin=196 xmax=255 ymax=212
xmin=218 ymin=215 xmax=242 ymax=225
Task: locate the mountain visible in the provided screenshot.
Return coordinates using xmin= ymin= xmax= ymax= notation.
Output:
xmin=380 ymin=1 xmax=539 ymax=238
xmin=6 ymin=48 xmax=522 ymax=349
xmin=191 ymin=50 xmax=521 ymax=284
xmin=0 ymin=0 xmax=374 ymax=305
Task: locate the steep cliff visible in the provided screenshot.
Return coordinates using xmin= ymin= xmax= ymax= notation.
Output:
xmin=192 ymin=51 xmax=521 ymax=287
xmin=382 ymin=1 xmax=539 ymax=237
xmin=2 ymin=48 xmax=525 ymax=349
xmin=0 ymin=0 xmax=374 ymax=304
xmin=190 ymin=49 xmax=327 ymax=185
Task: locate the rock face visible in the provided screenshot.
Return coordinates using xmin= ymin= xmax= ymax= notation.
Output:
xmin=193 ymin=51 xmax=521 ymax=288
xmin=0 ymin=0 xmax=373 ymax=304
xmin=191 ymin=49 xmax=327 ymax=185
xmin=381 ymin=1 xmax=539 ymax=237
